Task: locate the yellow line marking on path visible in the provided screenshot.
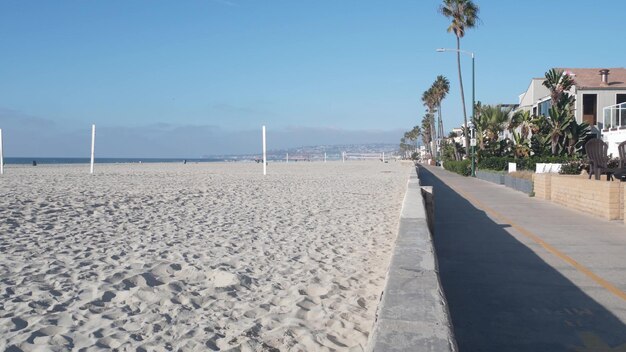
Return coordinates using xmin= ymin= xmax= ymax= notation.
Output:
xmin=447 ymin=181 xmax=626 ymax=303
xmin=574 ymin=331 xmax=626 ymax=352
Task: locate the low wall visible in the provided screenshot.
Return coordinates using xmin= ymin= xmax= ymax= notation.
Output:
xmin=504 ymin=175 xmax=534 ymax=195
xmin=624 ymin=184 xmax=626 ymax=224
xmin=476 ymin=170 xmax=504 ymax=185
xmin=533 ymin=173 xmax=552 ymax=200
xmin=367 ymin=167 xmax=456 ymax=352
xmin=422 ymin=186 xmax=435 ymax=234
xmin=535 ymin=174 xmax=624 ymax=220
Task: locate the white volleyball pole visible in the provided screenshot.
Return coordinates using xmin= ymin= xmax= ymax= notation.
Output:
xmin=342 ymin=151 xmax=345 ymax=163
xmin=0 ymin=129 xmax=4 ymax=175
xmin=90 ymin=124 xmax=96 ymax=174
xmin=286 ymin=153 xmax=289 ymax=164
xmin=382 ymin=152 xmax=385 ymax=163
xmin=262 ymin=125 xmax=267 ymax=175
xmin=324 ymin=152 xmax=327 ymax=163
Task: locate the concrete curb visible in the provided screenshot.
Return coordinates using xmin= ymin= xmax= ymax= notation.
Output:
xmin=367 ymin=167 xmax=457 ymax=352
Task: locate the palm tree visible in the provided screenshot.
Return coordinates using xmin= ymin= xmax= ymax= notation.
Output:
xmin=473 ymin=104 xmax=509 ymax=152
xmin=508 ymin=109 xmax=541 ymax=143
xmin=400 ymin=136 xmax=410 ymax=157
xmin=486 ymin=106 xmax=510 ymax=141
xmin=433 ymin=75 xmax=450 ymax=140
xmin=440 ymin=0 xmax=480 ymax=153
xmin=401 ymin=125 xmax=422 ymax=158
xmin=405 ymin=125 xmax=421 ymax=150
xmin=420 ymin=114 xmax=433 ymax=156
xmin=422 ymin=88 xmax=438 ymax=159
xmin=410 ymin=125 xmax=421 ymax=148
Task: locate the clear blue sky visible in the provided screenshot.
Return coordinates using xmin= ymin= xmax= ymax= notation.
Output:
xmin=1 ymin=0 xmax=625 ymax=157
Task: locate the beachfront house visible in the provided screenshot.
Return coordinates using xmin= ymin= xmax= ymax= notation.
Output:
xmin=515 ymin=68 xmax=626 ymax=157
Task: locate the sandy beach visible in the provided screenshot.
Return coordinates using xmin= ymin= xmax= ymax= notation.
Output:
xmin=0 ymin=161 xmax=409 ymax=351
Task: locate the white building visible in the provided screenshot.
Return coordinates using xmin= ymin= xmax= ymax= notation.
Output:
xmin=450 ymin=127 xmax=465 ymax=146
xmin=515 ymin=68 xmax=626 ymax=156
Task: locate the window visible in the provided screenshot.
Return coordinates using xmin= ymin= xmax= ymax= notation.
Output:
xmin=538 ymin=100 xmax=551 ymax=116
xmin=583 ymin=95 xmax=596 ymax=115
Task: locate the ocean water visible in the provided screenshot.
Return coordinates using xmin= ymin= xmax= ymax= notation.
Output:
xmin=1 ymin=157 xmax=226 ymax=165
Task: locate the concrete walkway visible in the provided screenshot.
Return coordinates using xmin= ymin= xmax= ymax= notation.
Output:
xmin=418 ymin=165 xmax=626 ymax=352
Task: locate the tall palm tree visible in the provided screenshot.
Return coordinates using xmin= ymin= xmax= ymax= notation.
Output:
xmin=404 ymin=125 xmax=421 ymax=150
xmin=410 ymin=125 xmax=421 ymax=149
xmin=433 ymin=75 xmax=450 ymax=140
xmin=420 ymin=114 xmax=433 ymax=155
xmin=440 ymin=0 xmax=480 ymax=153
xmin=422 ymin=88 xmax=438 ymax=159
xmin=401 ymin=125 xmax=422 ymax=158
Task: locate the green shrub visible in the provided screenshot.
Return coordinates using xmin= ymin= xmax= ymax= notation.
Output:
xmin=559 ymin=160 xmax=584 ymax=175
xmin=478 ymin=157 xmax=508 ymax=171
xmin=443 ymin=160 xmax=471 ymax=176
xmin=477 ymin=156 xmax=576 ymax=172
xmin=520 ymin=156 xmax=575 ymax=171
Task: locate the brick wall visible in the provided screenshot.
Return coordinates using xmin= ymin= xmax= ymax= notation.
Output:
xmin=533 ymin=173 xmax=552 ymax=200
xmin=549 ymin=175 xmax=624 ymax=220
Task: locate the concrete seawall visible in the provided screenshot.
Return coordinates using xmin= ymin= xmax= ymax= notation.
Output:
xmin=367 ymin=166 xmax=456 ymax=351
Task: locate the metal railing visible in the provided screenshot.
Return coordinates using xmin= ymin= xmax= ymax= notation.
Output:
xmin=601 ymin=102 xmax=626 ymax=130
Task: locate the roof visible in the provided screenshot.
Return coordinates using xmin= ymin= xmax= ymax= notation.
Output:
xmin=560 ymin=68 xmax=626 ymax=89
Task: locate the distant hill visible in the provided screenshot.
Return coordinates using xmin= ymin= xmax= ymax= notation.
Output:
xmin=203 ymin=143 xmax=399 ymax=161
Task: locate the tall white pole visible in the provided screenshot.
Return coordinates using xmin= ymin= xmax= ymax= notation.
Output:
xmin=286 ymin=153 xmax=289 ymax=164
xmin=382 ymin=152 xmax=385 ymax=163
xmin=262 ymin=125 xmax=267 ymax=175
xmin=90 ymin=124 xmax=96 ymax=174
xmin=342 ymin=151 xmax=345 ymax=163
xmin=0 ymin=129 xmax=4 ymax=175
xmin=324 ymin=152 xmax=326 ymax=163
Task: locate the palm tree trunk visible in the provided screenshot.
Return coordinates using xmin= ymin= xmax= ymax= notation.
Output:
xmin=456 ymin=36 xmax=469 ymax=154
xmin=438 ymin=103 xmax=444 ymax=140
xmin=430 ymin=114 xmax=437 ymax=162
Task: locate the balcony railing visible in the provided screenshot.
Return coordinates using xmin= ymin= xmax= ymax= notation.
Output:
xmin=601 ymin=102 xmax=626 ymax=130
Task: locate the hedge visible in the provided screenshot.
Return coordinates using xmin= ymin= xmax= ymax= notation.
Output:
xmin=443 ymin=160 xmax=471 ymax=176
xmin=477 ymin=156 xmax=576 ymax=172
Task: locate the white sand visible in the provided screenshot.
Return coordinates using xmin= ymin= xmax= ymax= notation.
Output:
xmin=0 ymin=161 xmax=410 ymax=351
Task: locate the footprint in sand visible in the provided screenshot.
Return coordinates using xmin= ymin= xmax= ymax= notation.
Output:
xmin=11 ymin=317 xmax=27 ymax=331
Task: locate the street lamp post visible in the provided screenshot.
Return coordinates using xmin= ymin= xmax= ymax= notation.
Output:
xmin=436 ymin=48 xmax=475 ymax=168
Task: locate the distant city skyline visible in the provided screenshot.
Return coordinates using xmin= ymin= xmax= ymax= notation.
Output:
xmin=1 ymin=1 xmax=626 ymax=156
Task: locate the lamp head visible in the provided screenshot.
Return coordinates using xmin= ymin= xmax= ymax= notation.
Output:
xmin=436 ymin=48 xmax=445 ymax=52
